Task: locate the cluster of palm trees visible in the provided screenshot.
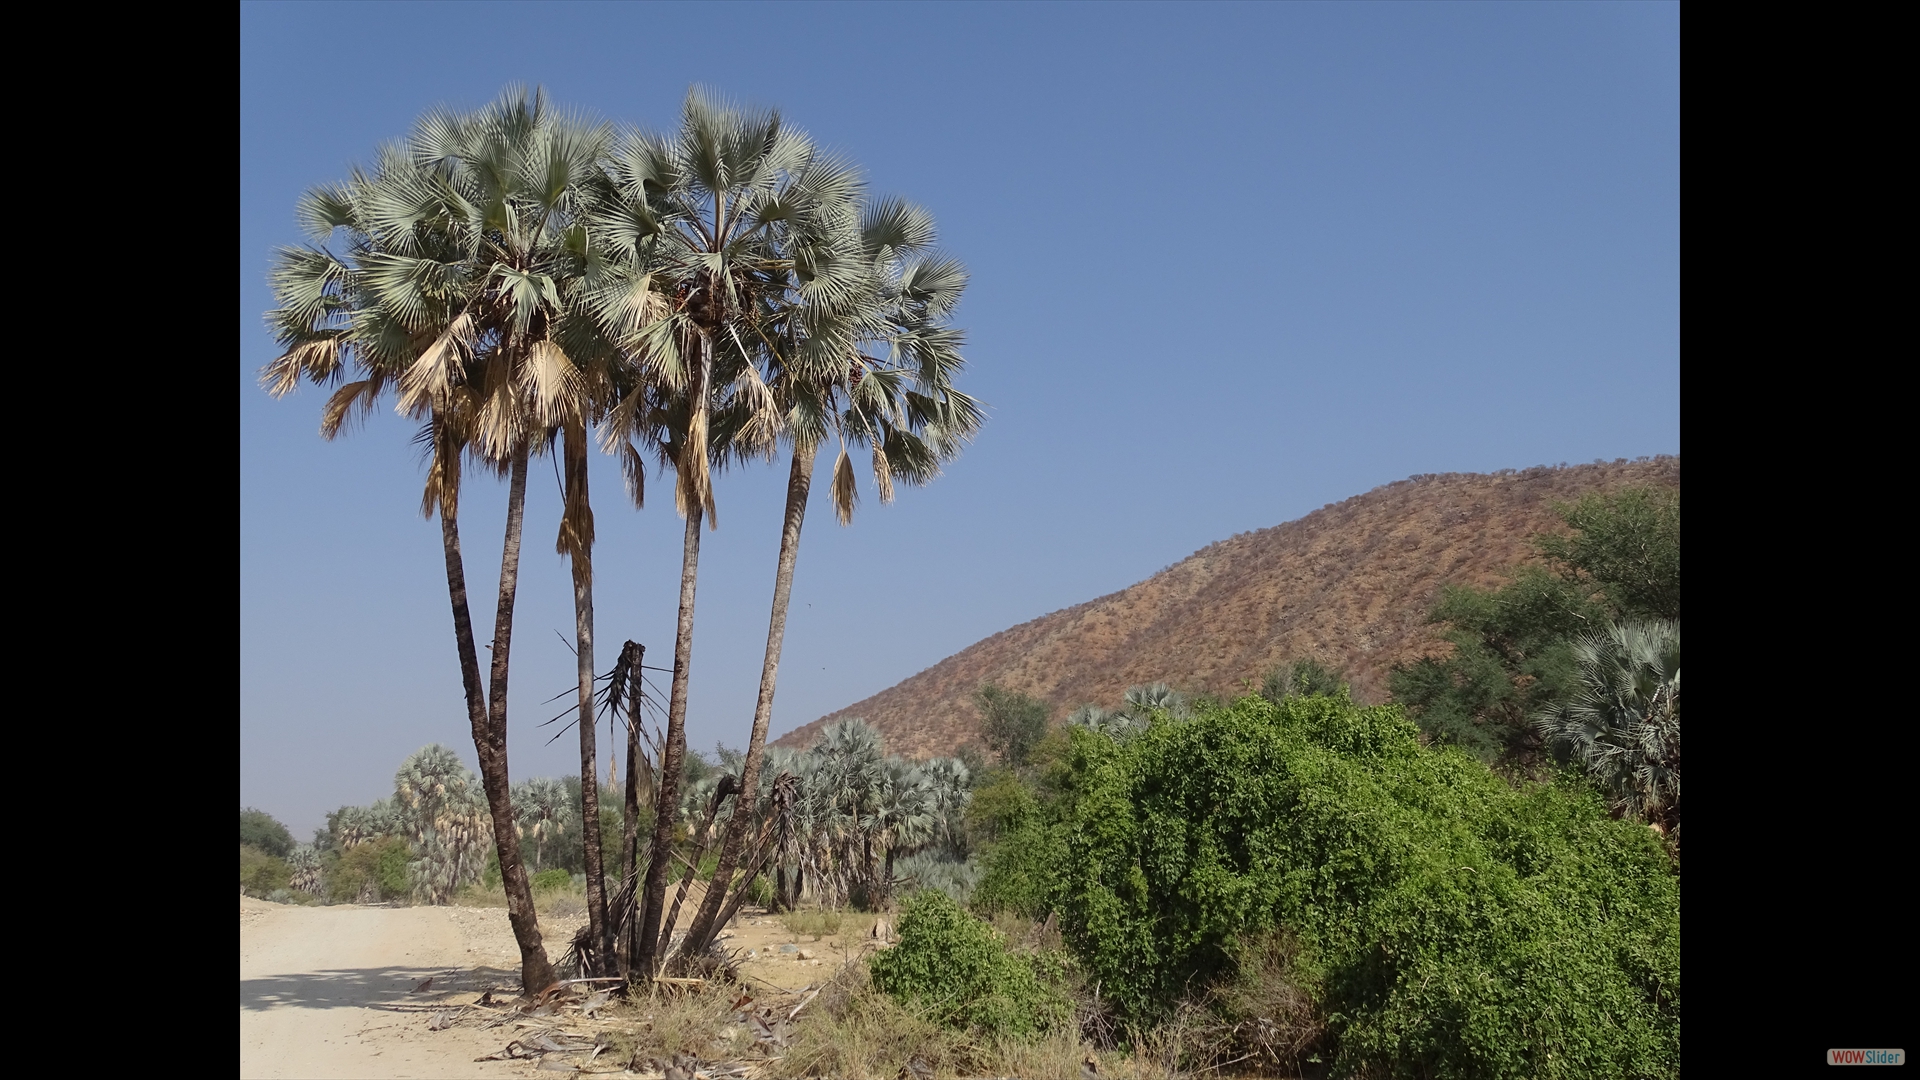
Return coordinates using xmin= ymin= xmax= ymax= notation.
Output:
xmin=1067 ymin=681 xmax=1194 ymax=738
xmin=318 ymin=744 xmax=498 ymax=902
xmin=758 ymin=719 xmax=972 ymax=910
xmin=263 ymin=86 xmax=980 ymax=992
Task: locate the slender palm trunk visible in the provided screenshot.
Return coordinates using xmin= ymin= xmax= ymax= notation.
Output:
xmin=457 ymin=443 xmax=553 ymax=992
xmin=656 ymin=795 xmax=726 ymax=961
xmin=634 ymin=504 xmax=702 ymax=980
xmin=680 ymin=441 xmax=816 ymax=958
xmin=564 ymin=425 xmax=612 ymax=972
xmin=618 ymin=643 xmax=646 ymax=973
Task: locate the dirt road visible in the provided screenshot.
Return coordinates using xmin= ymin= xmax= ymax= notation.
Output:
xmin=240 ymin=896 xmax=574 ymax=1079
xmin=241 ymin=893 xmax=878 ymax=1078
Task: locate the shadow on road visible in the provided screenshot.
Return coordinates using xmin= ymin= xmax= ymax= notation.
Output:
xmin=240 ymin=966 xmax=519 ymax=1011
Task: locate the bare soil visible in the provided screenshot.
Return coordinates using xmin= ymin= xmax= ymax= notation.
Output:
xmin=240 ymin=893 xmax=885 ymax=1079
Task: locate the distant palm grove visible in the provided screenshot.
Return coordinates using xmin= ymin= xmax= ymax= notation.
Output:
xmin=249 ymin=85 xmax=1677 ymax=1079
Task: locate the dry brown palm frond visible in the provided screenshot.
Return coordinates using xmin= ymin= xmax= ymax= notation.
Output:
xmin=319 ymin=378 xmax=383 ymax=440
xmin=618 ymin=438 xmax=647 ymax=509
xmin=831 ymin=443 xmax=858 ymax=526
xmin=395 ymin=312 xmax=476 ymax=418
xmin=419 ymin=418 xmax=465 ymax=519
xmin=555 ymin=419 xmax=597 ymax=559
xmin=726 ymin=354 xmax=783 ymax=460
xmin=523 ymin=338 xmax=583 ymax=429
xmin=260 ymin=333 xmax=346 ymax=398
xmin=675 ymin=395 xmax=716 ymax=529
xmin=870 ymin=440 xmax=895 ymax=505
xmin=471 ymin=351 xmax=527 ymax=463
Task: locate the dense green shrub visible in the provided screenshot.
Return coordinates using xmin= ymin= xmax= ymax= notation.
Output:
xmin=326 ymin=836 xmax=412 ymax=903
xmin=869 ymin=889 xmax=1068 ymax=1039
xmin=241 ymin=844 xmax=291 ymax=896
xmin=533 ymin=868 xmax=571 ymax=892
xmin=1023 ymin=693 xmax=1678 ymax=1079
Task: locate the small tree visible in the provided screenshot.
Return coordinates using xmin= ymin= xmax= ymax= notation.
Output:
xmin=1536 ymin=488 xmax=1681 ymax=620
xmin=241 ymin=808 xmax=295 ymax=858
xmin=973 ymin=684 xmax=1051 ymax=768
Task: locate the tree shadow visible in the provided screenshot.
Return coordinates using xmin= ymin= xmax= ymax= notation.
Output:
xmin=240 ymin=965 xmax=519 ymax=1011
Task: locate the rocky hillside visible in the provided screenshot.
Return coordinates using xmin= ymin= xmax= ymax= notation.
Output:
xmin=775 ymin=457 xmax=1680 ymax=760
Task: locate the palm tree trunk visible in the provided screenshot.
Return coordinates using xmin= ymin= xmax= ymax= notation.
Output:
xmin=564 ymin=424 xmax=612 ymax=973
xmin=680 ymin=441 xmax=816 ymax=959
xmin=459 ymin=442 xmax=553 ymax=992
xmin=618 ymin=646 xmax=645 ymax=973
xmin=622 ymin=696 xmax=645 ymax=878
xmin=635 ymin=503 xmax=701 ymax=980
xmin=656 ymin=796 xmax=725 ymax=962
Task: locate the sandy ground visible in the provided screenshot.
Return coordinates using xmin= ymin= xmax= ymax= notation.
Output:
xmin=240 ymin=895 xmax=584 ymax=1078
xmin=240 ymin=893 xmax=884 ymax=1079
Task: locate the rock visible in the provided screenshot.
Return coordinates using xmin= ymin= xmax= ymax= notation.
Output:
xmin=797 ymin=949 xmax=814 ymax=960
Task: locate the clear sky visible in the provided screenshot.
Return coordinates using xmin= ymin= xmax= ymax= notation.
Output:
xmin=240 ymin=1 xmax=1679 ymax=838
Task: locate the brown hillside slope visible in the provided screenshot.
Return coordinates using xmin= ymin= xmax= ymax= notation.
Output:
xmin=776 ymin=457 xmax=1680 ymax=760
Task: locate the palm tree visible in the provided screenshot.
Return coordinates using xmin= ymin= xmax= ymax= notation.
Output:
xmin=1534 ymin=619 xmax=1681 ymax=839
xmin=262 ymin=86 xmax=611 ymax=992
xmin=396 ymin=744 xmax=493 ymax=904
xmin=1069 ymin=704 xmax=1141 ymax=740
xmin=591 ymin=88 xmax=854 ymax=980
xmin=512 ymin=777 xmax=576 ymax=872
xmin=548 ymin=290 xmax=638 ymax=972
xmin=920 ymin=757 xmax=973 ymax=859
xmin=1124 ymin=682 xmax=1191 ymax=719
xmin=287 ymin=844 xmax=324 ymax=896
xmin=679 ymin=192 xmax=981 ymax=961
xmin=867 ymin=758 xmax=937 ymax=893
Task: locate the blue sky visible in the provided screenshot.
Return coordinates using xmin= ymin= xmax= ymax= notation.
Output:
xmin=240 ymin=1 xmax=1679 ymax=837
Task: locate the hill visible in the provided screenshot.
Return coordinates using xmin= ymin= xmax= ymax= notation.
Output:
xmin=774 ymin=457 xmax=1680 ymax=759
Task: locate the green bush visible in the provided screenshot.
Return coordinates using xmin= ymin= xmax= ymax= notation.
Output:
xmin=533 ymin=868 xmax=572 ymax=892
xmin=241 ymin=844 xmax=290 ymax=896
xmin=241 ymin=808 xmax=296 ymax=858
xmin=1041 ymin=693 xmax=1679 ymax=1080
xmin=745 ymin=872 xmax=773 ymax=908
xmin=869 ymin=889 xmax=1068 ymax=1039
xmin=326 ymin=836 xmax=412 ymax=903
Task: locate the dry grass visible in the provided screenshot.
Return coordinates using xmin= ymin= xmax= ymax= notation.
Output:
xmin=521 ymin=957 xmax=1321 ymax=1079
xmin=780 ymin=907 xmax=844 ymax=940
xmin=761 ymin=956 xmax=1231 ymax=1080
xmin=451 ymin=880 xmax=588 ymax=918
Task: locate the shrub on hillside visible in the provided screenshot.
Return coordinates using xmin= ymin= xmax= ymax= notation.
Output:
xmin=869 ymin=889 xmax=1068 ymax=1039
xmin=1024 ymin=693 xmax=1678 ymax=1079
